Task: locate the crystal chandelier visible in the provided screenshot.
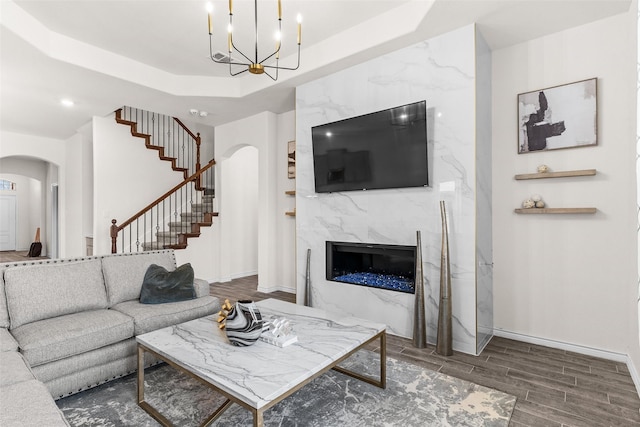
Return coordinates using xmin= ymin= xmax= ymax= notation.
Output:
xmin=207 ymin=0 xmax=301 ymax=81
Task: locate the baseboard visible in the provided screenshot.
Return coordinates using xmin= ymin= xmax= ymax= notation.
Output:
xmin=257 ymin=283 xmax=296 ymax=294
xmin=494 ymin=328 xmax=640 ymax=396
xmin=230 ymin=270 xmax=258 ymax=280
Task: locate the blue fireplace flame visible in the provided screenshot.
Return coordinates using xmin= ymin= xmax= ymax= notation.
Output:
xmin=333 ymin=272 xmax=414 ymax=293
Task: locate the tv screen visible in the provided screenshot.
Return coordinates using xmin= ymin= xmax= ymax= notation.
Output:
xmin=311 ymin=101 xmax=428 ymax=193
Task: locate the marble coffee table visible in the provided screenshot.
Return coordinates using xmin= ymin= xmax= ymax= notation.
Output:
xmin=136 ymin=298 xmax=386 ymax=427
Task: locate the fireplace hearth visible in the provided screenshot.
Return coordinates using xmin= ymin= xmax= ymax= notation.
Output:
xmin=326 ymin=241 xmax=416 ymax=294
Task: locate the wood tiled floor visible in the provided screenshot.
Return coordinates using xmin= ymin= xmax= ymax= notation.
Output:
xmin=0 ymin=250 xmax=48 ymax=263
xmin=210 ymin=275 xmax=640 ymax=426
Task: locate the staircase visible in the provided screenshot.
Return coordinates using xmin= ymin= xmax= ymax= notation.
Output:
xmin=140 ymin=194 xmax=217 ymax=251
xmin=110 ymin=107 xmax=218 ymax=253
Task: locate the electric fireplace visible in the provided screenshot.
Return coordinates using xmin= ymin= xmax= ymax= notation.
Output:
xmin=326 ymin=241 xmax=416 ymax=294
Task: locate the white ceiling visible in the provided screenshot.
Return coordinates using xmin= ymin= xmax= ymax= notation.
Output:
xmin=0 ymin=0 xmax=632 ymax=140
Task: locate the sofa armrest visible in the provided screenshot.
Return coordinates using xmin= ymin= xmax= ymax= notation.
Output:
xmin=193 ymin=278 xmax=210 ymax=298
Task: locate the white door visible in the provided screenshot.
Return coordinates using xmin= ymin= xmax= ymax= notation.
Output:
xmin=0 ymin=195 xmax=17 ymax=251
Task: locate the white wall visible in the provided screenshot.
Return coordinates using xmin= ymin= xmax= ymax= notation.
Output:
xmin=492 ymin=6 xmax=637 ymax=369
xmin=277 ymin=111 xmax=297 ymax=291
xmin=222 ymin=146 xmax=259 ymax=278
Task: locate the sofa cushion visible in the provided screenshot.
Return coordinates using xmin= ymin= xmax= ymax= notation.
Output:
xmin=4 ymin=259 xmax=107 ymax=329
xmin=11 ymin=309 xmax=134 ymax=367
xmin=0 ymin=327 xmax=19 ymax=352
xmin=0 ymin=351 xmax=35 ymax=387
xmin=140 ymin=263 xmax=196 ymax=304
xmin=112 ymin=295 xmax=220 ymax=335
xmin=0 ymin=380 xmax=70 ymax=426
xmin=102 ymin=251 xmax=176 ymax=306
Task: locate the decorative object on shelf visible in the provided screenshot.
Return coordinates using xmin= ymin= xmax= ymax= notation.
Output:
xmin=535 ymin=200 xmax=545 ymax=208
xmin=531 ymin=194 xmax=542 ymax=202
xmin=413 ymin=230 xmax=426 ymax=348
xmin=522 ymin=199 xmax=535 ymax=209
xmin=206 ymin=0 xmax=302 ymax=80
xmin=304 ymin=248 xmax=312 ymax=307
xmin=221 ymin=300 xmax=264 ymax=346
xmin=288 ymin=140 xmax=296 ymax=178
xmin=537 ymin=164 xmax=550 ymax=173
xmin=437 ymin=201 xmax=453 ymax=356
xmin=518 ymin=78 xmax=597 ymax=154
xmin=260 ymin=316 xmax=298 ymax=347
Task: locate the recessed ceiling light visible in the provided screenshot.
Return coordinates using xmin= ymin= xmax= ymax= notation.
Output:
xmin=60 ymin=98 xmax=74 ymax=107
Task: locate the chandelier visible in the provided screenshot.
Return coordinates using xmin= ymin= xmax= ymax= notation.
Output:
xmin=206 ymin=0 xmax=301 ymax=80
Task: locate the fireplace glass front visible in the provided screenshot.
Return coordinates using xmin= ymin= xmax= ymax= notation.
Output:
xmin=326 ymin=241 xmax=416 ymax=294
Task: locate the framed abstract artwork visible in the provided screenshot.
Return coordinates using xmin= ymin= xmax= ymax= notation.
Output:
xmin=287 ymin=140 xmax=296 ymax=179
xmin=517 ymin=78 xmax=597 ymax=154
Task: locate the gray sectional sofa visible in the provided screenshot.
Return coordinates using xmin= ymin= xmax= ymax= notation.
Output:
xmin=0 ymin=250 xmax=221 ymax=426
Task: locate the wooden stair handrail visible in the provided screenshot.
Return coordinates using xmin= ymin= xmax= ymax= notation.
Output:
xmin=110 ymin=158 xmax=216 ymax=253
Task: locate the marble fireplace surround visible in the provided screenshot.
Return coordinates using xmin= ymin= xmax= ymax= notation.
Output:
xmin=295 ymin=24 xmax=492 ymax=356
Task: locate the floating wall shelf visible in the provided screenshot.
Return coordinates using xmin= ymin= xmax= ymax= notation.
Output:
xmin=285 ymin=211 xmax=296 ymax=217
xmin=285 ymin=190 xmax=296 ymax=216
xmin=515 ymin=169 xmax=596 ymax=180
xmin=515 ymin=208 xmax=597 ymax=214
xmin=285 ymin=190 xmax=296 ymax=195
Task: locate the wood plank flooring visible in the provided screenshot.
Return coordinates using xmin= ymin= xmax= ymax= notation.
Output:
xmin=0 ymin=250 xmax=48 ymax=263
xmin=210 ymin=275 xmax=640 ymax=426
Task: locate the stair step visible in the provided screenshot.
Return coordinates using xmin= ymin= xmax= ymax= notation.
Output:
xmin=156 ymin=231 xmax=179 ymax=239
xmin=142 ymin=241 xmax=171 ymax=251
xmin=181 ymin=212 xmax=204 ymax=221
xmin=191 ymin=204 xmax=213 ymax=212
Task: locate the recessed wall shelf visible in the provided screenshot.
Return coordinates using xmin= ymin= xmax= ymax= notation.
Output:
xmin=285 ymin=190 xmax=296 ymax=216
xmin=515 ymin=208 xmax=597 ymax=214
xmin=515 ymin=169 xmax=596 ymax=180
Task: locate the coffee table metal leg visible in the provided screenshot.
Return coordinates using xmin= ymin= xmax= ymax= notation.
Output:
xmin=137 ymin=346 xmax=173 ymax=426
xmin=332 ymin=330 xmax=387 ymax=389
xmin=254 ymin=409 xmax=264 ymax=427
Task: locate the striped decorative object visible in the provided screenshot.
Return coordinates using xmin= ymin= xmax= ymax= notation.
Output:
xmin=225 ymin=300 xmax=264 ymax=346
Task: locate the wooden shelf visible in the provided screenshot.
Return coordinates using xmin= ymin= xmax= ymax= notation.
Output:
xmin=515 ymin=169 xmax=596 ymax=180
xmin=515 ymin=208 xmax=597 ymax=214
xmin=285 ymin=190 xmax=296 ymax=196
xmin=285 ymin=211 xmax=296 ymax=217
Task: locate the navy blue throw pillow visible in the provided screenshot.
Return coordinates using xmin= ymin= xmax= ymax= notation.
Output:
xmin=140 ymin=263 xmax=196 ymax=304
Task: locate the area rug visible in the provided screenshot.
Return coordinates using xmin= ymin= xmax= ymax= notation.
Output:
xmin=57 ymin=350 xmax=516 ymax=426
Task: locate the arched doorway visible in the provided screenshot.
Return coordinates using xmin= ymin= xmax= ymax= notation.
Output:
xmin=0 ymin=156 xmax=58 ymax=258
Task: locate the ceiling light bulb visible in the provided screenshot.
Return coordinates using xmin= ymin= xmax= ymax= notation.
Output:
xmin=190 ymin=109 xmax=198 ymax=115
xmin=60 ymin=98 xmax=74 ymax=107
xmin=296 ymin=13 xmax=302 ymax=23
xmin=199 ymin=111 xmax=208 ymax=117
xmin=274 ymin=30 xmax=282 ymax=41
xmin=206 ymin=2 xmax=213 ymax=13
xmin=227 ymin=24 xmax=233 ymax=33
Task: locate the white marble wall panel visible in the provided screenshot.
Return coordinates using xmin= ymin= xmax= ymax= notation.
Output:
xmin=475 ymin=29 xmax=494 ymax=353
xmin=296 ymin=25 xmax=484 ymax=355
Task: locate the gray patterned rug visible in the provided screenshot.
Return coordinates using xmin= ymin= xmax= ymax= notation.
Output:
xmin=57 ymin=350 xmax=515 ymax=426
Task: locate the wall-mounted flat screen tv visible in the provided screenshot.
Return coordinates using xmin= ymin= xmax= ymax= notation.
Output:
xmin=311 ymin=101 xmax=428 ymax=193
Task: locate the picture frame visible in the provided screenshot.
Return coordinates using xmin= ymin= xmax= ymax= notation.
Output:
xmin=517 ymin=78 xmax=597 ymax=154
xmin=287 ymin=140 xmax=296 ymax=179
